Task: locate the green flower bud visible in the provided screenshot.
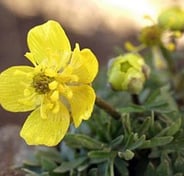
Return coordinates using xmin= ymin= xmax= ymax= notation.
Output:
xmin=108 ymin=53 xmax=150 ymax=94
xmin=139 ymin=25 xmax=163 ymax=46
xmin=158 ymin=6 xmax=184 ymax=31
xmin=118 ymin=149 xmax=135 ymax=160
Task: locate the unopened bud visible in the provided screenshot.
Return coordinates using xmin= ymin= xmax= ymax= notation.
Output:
xmin=108 ymin=53 xmax=150 ymax=94
xmin=139 ymin=25 xmax=162 ymax=46
xmin=158 ymin=6 xmax=184 ymax=31
xmin=118 ymin=149 xmax=135 ymax=160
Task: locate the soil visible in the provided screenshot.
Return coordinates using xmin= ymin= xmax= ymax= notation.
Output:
xmin=0 ymin=125 xmax=37 ymax=176
xmin=0 ymin=169 xmax=25 ymax=176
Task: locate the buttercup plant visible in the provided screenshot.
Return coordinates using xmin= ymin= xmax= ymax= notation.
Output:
xmin=1 ymin=8 xmax=184 ymax=175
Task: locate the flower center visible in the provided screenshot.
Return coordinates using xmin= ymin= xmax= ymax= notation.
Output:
xmin=32 ymin=73 xmax=54 ymax=94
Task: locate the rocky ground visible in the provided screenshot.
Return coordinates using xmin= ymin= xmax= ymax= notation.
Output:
xmin=0 ymin=125 xmax=36 ymax=176
xmin=0 ymin=169 xmax=25 ymax=176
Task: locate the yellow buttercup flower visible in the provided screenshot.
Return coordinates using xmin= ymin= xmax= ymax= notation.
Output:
xmin=0 ymin=20 xmax=98 ymax=146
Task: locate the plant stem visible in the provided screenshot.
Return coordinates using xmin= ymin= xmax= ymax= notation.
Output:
xmin=95 ymin=96 xmax=121 ymax=120
xmin=110 ymin=159 xmax=114 ymax=176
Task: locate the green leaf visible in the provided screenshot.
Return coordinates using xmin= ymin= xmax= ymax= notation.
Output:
xmin=120 ymin=104 xmax=145 ymax=113
xmin=160 ymin=86 xmax=178 ymax=112
xmin=165 ymin=138 xmax=184 ymax=151
xmin=110 ymin=135 xmax=124 ymax=149
xmin=122 ymin=133 xmax=145 ymax=151
xmin=146 ymin=101 xmax=168 ymax=108
xmin=88 ymin=168 xmax=98 ymax=176
xmin=145 ymin=88 xmax=160 ymax=104
xmin=128 ymin=135 xmax=146 ymax=150
xmin=88 ymin=150 xmax=111 ymax=162
xmin=141 ymin=136 xmax=173 ymax=149
xmin=77 ymin=163 xmax=89 ymax=172
xmin=23 ymin=157 xmax=40 ymax=167
xmin=156 ymin=117 xmax=182 ymax=137
xmin=166 ymin=118 xmax=181 ymax=136
xmin=156 ymin=158 xmax=173 ymax=176
xmin=174 ymin=155 xmax=184 ymax=173
xmin=145 ymin=101 xmax=171 ymax=113
xmin=123 ymin=133 xmax=135 ymax=150
xmin=36 ymin=148 xmax=62 ymax=163
xmin=64 ymin=134 xmax=105 ymax=149
xmin=98 ymin=162 xmax=110 ymax=176
xmin=137 ymin=116 xmax=152 ymax=135
xmin=21 ymin=168 xmax=40 ymax=176
xmin=144 ymin=162 xmax=156 ymax=176
xmin=114 ymin=158 xmax=128 ymax=176
xmin=54 ymin=157 xmax=87 ymax=173
xmin=122 ymin=114 xmax=132 ymax=135
xmin=174 ymin=173 xmax=183 ymax=176
xmin=41 ymin=157 xmax=57 ymax=171
xmin=144 ymin=85 xmax=178 ymax=113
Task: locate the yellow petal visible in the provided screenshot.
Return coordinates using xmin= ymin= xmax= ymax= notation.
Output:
xmin=20 ymin=104 xmax=70 ymax=146
xmin=0 ymin=66 xmax=39 ymax=112
xmin=68 ymin=85 xmax=96 ymax=127
xmin=68 ymin=44 xmax=98 ymax=83
xmin=26 ymin=20 xmax=71 ymax=69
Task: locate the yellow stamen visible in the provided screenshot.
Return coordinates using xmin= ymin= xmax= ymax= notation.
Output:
xmin=59 ymin=85 xmax=73 ymax=99
xmin=49 ymin=81 xmax=58 ymax=90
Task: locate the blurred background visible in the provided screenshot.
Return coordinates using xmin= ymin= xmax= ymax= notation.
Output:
xmin=0 ymin=0 xmax=182 ymax=126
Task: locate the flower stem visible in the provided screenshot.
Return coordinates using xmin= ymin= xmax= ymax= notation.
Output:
xmin=95 ymin=96 xmax=121 ymax=120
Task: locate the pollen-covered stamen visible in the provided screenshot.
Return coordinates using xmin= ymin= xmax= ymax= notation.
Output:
xmin=32 ymin=73 xmax=54 ymax=94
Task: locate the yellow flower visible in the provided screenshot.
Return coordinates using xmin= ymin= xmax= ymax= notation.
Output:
xmin=0 ymin=20 xmax=98 ymax=146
